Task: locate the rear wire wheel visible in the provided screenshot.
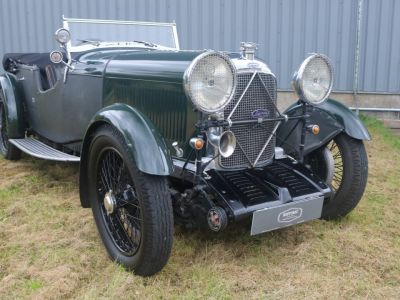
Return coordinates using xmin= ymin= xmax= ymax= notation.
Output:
xmin=0 ymin=98 xmax=21 ymax=160
xmin=87 ymin=125 xmax=173 ymax=276
xmin=306 ymin=133 xmax=368 ymax=219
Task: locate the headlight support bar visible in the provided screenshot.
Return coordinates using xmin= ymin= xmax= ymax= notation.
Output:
xmin=298 ymin=102 xmax=308 ymax=164
xmin=195 ymin=115 xmax=306 ymax=131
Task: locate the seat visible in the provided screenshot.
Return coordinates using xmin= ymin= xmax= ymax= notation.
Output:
xmin=2 ymin=53 xmax=65 ymax=91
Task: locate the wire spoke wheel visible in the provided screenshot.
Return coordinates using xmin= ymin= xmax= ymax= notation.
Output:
xmin=327 ymin=140 xmax=344 ymax=193
xmin=0 ymin=97 xmax=20 ymax=160
xmin=305 ymin=133 xmax=368 ymax=219
xmin=96 ymin=147 xmax=142 ymax=256
xmin=0 ymin=102 xmax=9 ymax=153
xmin=88 ymin=125 xmax=173 ymax=275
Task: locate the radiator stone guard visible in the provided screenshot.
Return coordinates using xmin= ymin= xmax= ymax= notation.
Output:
xmin=221 ymin=71 xmax=281 ymax=169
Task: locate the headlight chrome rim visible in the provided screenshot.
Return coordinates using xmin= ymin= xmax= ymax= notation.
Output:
xmin=184 ymin=51 xmax=237 ymax=113
xmin=54 ymin=28 xmax=71 ymax=44
xmin=293 ymin=53 xmax=334 ymax=105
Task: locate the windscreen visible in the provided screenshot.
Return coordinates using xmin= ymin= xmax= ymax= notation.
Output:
xmin=65 ymin=20 xmax=178 ymax=49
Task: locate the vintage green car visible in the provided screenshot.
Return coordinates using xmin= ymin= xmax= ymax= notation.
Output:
xmin=0 ymin=18 xmax=370 ymax=276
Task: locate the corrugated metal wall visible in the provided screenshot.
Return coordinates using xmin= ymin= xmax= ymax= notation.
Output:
xmin=0 ymin=0 xmax=399 ymax=93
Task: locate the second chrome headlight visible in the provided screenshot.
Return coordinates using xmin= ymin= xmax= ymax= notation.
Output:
xmin=293 ymin=54 xmax=333 ymax=105
xmin=184 ymin=51 xmax=236 ymax=113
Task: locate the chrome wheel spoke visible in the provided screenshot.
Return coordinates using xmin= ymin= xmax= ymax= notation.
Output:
xmin=96 ymin=148 xmax=142 ymax=256
xmin=329 ymin=140 xmax=344 ymax=193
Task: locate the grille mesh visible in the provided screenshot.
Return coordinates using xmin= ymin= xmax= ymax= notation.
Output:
xmin=221 ymin=73 xmax=277 ymax=169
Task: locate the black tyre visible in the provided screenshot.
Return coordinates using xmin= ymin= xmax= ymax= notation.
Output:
xmin=0 ymin=98 xmax=21 ymax=160
xmin=306 ymin=133 xmax=368 ymax=219
xmin=87 ymin=125 xmax=173 ymax=276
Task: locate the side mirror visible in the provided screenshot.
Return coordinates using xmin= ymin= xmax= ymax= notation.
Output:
xmin=50 ymin=51 xmax=63 ymax=64
xmin=54 ymin=28 xmax=71 ymax=45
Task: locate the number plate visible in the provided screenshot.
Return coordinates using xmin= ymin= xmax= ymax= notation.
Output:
xmin=250 ymin=195 xmax=324 ymax=235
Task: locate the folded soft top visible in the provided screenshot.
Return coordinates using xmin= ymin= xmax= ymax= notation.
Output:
xmin=2 ymin=53 xmax=53 ymax=72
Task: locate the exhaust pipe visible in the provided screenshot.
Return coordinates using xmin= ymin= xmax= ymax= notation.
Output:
xmin=207 ymin=128 xmax=236 ymax=158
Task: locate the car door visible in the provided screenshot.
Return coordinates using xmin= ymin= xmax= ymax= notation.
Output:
xmin=18 ymin=62 xmax=66 ymax=142
xmin=60 ymin=53 xmax=107 ymax=143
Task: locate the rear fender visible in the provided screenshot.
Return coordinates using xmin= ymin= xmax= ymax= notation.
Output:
xmin=79 ymin=103 xmax=173 ymax=207
xmin=277 ymin=98 xmax=371 ymax=156
xmin=0 ymin=73 xmax=25 ymax=138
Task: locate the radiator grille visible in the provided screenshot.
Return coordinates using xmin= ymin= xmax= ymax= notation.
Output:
xmin=221 ymin=73 xmax=277 ymax=169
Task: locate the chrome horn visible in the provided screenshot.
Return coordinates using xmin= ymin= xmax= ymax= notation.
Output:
xmin=207 ymin=127 xmax=237 ymax=158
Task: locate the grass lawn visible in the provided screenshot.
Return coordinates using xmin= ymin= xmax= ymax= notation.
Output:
xmin=0 ymin=117 xmax=399 ymax=299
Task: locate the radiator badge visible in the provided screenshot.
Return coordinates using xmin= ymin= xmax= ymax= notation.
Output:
xmin=277 ymin=208 xmax=303 ymax=223
xmin=251 ymin=109 xmax=269 ymax=119
xmin=247 ymin=62 xmax=260 ymax=69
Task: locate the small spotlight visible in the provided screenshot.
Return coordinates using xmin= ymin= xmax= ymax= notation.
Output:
xmin=308 ymin=125 xmax=320 ymax=135
xmin=190 ymin=138 xmax=204 ymax=150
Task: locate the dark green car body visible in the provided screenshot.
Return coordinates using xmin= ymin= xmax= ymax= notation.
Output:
xmin=1 ymin=46 xmax=370 ymax=209
xmin=0 ymin=18 xmax=373 ymax=276
xmin=2 ymin=49 xmax=204 ymax=173
xmin=1 ymin=48 xmax=370 ymax=167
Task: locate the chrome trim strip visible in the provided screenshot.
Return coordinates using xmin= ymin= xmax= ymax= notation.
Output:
xmin=172 ymin=24 xmax=180 ymax=50
xmin=63 ymin=16 xmax=177 ymax=27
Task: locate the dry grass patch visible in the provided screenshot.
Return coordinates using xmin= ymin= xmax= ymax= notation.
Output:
xmin=0 ymin=117 xmax=399 ymax=299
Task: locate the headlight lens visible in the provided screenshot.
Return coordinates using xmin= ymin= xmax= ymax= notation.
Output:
xmin=184 ymin=51 xmax=236 ymax=113
xmin=54 ymin=28 xmax=71 ymax=44
xmin=293 ymin=54 xmax=333 ymax=105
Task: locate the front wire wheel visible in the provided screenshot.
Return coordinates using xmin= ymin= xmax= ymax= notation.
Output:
xmin=306 ymin=133 xmax=368 ymax=219
xmin=88 ymin=125 xmax=173 ymax=276
xmin=97 ymin=148 xmax=142 ymax=256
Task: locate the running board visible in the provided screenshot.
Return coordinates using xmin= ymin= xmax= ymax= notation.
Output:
xmin=9 ymin=138 xmax=80 ymax=162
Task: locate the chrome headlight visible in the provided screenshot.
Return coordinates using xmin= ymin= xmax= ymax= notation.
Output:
xmin=293 ymin=54 xmax=333 ymax=105
xmin=54 ymin=28 xmax=71 ymax=45
xmin=184 ymin=51 xmax=236 ymax=113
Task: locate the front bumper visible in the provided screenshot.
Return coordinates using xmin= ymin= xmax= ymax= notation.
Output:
xmin=203 ymin=158 xmax=331 ymax=223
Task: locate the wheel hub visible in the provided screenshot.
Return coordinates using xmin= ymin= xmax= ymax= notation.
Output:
xmin=104 ymin=191 xmax=116 ymax=215
xmin=207 ymin=207 xmax=228 ymax=232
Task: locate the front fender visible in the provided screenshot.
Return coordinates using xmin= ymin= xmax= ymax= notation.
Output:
xmin=0 ymin=73 xmax=25 ymax=138
xmin=79 ymin=103 xmax=173 ymax=207
xmin=319 ymin=99 xmax=371 ymax=140
xmin=277 ymin=98 xmax=371 ymax=156
xmin=86 ymin=103 xmax=173 ymax=175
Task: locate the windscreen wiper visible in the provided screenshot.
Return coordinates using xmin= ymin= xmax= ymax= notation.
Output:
xmin=133 ymin=40 xmax=157 ymax=47
xmin=77 ymin=39 xmax=101 ymax=46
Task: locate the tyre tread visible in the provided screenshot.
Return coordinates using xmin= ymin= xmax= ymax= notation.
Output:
xmin=322 ymin=134 xmax=368 ymax=219
xmin=88 ymin=125 xmax=173 ymax=276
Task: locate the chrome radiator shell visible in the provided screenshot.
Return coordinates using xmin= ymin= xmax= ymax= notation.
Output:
xmin=219 ymin=59 xmax=278 ymax=169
